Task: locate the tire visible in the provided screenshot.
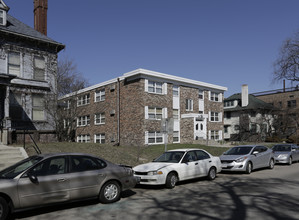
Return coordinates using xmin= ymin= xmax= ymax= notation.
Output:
xmin=245 ymin=162 xmax=252 ymax=174
xmin=165 ymin=172 xmax=178 ymax=189
xmin=99 ymin=181 xmax=121 ymax=204
xmin=0 ymin=197 xmax=9 ymax=220
xmin=269 ymin=158 xmax=275 ymax=169
xmin=207 ymin=167 xmax=217 ymax=180
xmin=288 ymin=157 xmax=292 ymax=165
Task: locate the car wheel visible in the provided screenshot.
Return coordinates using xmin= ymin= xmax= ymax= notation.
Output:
xmin=288 ymin=157 xmax=292 ymax=165
xmin=207 ymin=167 xmax=217 ymax=180
xmin=166 ymin=172 xmax=178 ymax=189
xmin=99 ymin=181 xmax=121 ymax=204
xmin=0 ymin=197 xmax=9 ymax=220
xmin=269 ymin=158 xmax=275 ymax=169
xmin=245 ymin=162 xmax=252 ymax=174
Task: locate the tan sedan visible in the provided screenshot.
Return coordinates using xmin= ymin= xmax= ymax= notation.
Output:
xmin=0 ymin=153 xmax=137 ymax=220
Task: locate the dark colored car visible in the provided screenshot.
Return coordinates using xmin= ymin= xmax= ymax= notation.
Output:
xmin=0 ymin=153 xmax=137 ymax=220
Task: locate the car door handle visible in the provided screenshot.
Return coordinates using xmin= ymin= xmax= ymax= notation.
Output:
xmin=209 ymin=161 xmax=212 ymax=163
xmin=195 ymin=163 xmax=198 ymax=165
xmin=57 ymin=178 xmax=66 ymax=182
xmin=98 ymin=173 xmax=104 ymax=176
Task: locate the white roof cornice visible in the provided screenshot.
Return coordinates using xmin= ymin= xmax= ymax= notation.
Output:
xmin=59 ymin=68 xmax=227 ymax=99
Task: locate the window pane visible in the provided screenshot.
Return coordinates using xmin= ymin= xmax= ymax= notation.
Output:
xmin=33 ymin=109 xmax=44 ymax=120
xmin=9 ymin=53 xmax=20 ymax=65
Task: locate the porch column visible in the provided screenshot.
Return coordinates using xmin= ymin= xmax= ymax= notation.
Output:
xmin=4 ymin=86 xmax=11 ymax=128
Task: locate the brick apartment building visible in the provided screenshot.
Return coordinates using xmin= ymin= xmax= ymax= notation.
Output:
xmin=60 ymin=69 xmax=227 ymax=146
xmin=254 ymin=86 xmax=299 ymax=139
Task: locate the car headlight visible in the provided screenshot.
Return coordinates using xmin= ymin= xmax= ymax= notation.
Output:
xmin=235 ymin=157 xmax=247 ymax=163
xmin=278 ymin=154 xmax=288 ymax=159
xmin=148 ymin=170 xmax=163 ymax=175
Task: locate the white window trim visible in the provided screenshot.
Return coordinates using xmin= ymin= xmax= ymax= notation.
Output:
xmin=145 ymin=131 xmax=164 ymax=145
xmin=94 ymin=134 xmax=105 ymax=144
xmin=77 ymin=134 xmax=91 ymax=143
xmin=95 ymin=89 xmax=105 ymax=102
xmin=77 ymin=94 xmax=90 ymax=106
xmin=173 ymin=131 xmax=180 ymax=143
xmin=145 ymin=79 xmax=167 ymax=95
xmin=210 ymin=112 xmax=222 ymax=122
xmin=77 ymin=115 xmax=90 ymax=127
xmin=186 ymin=99 xmax=193 ymax=111
xmin=94 ymin=113 xmax=105 ymax=125
xmin=145 ymin=106 xmax=167 ymax=120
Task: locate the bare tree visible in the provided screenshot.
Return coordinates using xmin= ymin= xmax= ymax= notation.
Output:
xmin=57 ymin=58 xmax=89 ymax=97
xmin=273 ymin=30 xmax=299 ymax=84
xmin=43 ymin=57 xmax=89 ymax=142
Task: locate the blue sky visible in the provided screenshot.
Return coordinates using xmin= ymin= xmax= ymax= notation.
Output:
xmin=5 ymin=0 xmax=299 ymax=97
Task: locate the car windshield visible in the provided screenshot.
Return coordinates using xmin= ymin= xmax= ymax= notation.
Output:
xmin=0 ymin=156 xmax=42 ymax=179
xmin=272 ymin=145 xmax=291 ymax=152
xmin=224 ymin=146 xmax=253 ymax=155
xmin=153 ymin=151 xmax=185 ymax=163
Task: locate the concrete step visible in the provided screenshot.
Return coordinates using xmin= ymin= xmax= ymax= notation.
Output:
xmin=0 ymin=145 xmax=28 ymax=170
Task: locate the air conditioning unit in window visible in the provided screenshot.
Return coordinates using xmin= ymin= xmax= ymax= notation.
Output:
xmin=110 ymin=85 xmax=116 ymax=91
xmin=110 ymin=110 xmax=116 ymax=116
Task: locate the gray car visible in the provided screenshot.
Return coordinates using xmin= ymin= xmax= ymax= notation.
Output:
xmin=272 ymin=144 xmax=299 ymax=165
xmin=220 ymin=145 xmax=275 ymax=174
xmin=0 ymin=153 xmax=137 ymax=220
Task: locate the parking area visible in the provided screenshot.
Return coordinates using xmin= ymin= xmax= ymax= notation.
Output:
xmin=12 ymin=163 xmax=299 ymax=220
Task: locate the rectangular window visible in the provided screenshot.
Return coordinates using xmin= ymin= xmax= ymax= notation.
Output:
xmin=34 ymin=57 xmax=45 ymax=80
xmin=199 ymin=90 xmax=203 ymax=99
xmin=95 ymin=134 xmax=105 ymax=144
xmin=77 ymin=94 xmax=90 ymax=106
xmin=77 ymin=115 xmax=90 ymax=127
xmin=95 ymin=113 xmax=105 ymax=125
xmin=173 ymin=131 xmax=179 ymax=143
xmin=148 ymin=131 xmax=163 ymax=144
xmin=64 ymin=100 xmax=71 ymax=110
xmin=211 ymin=130 xmax=219 ymax=140
xmin=287 ymin=100 xmax=296 ymax=108
xmin=210 ymin=92 xmax=219 ymax=102
xmin=186 ymin=99 xmax=193 ymax=111
xmin=250 ymin=124 xmax=257 ymax=133
xmin=77 ymin=134 xmax=90 ymax=143
xmin=95 ymin=89 xmax=105 ymax=102
xmin=210 ymin=112 xmax=219 ymax=122
xmin=148 ymin=107 xmax=163 ymax=120
xmin=32 ymin=94 xmax=45 ymax=121
xmin=173 ymin=85 xmax=179 ymax=96
xmin=8 ymin=52 xmax=20 ymax=77
xmin=0 ymin=10 xmax=3 ymax=25
xmin=173 ymin=109 xmax=179 ymax=119
xmin=148 ymin=81 xmax=163 ymax=94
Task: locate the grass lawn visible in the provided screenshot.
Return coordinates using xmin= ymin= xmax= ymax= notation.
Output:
xmin=22 ymin=142 xmax=230 ymax=167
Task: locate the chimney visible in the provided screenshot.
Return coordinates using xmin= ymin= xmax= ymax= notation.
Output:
xmin=241 ymin=84 xmax=249 ymax=107
xmin=34 ymin=0 xmax=48 ymax=35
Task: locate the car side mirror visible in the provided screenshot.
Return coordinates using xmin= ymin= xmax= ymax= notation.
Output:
xmin=252 ymin=151 xmax=259 ymax=155
xmin=28 ymin=172 xmax=39 ymax=184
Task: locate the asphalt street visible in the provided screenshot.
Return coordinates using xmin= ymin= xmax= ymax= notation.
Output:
xmin=12 ymin=162 xmax=299 ymax=220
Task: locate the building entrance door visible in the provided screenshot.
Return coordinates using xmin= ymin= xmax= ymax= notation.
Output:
xmin=194 ymin=118 xmax=206 ymax=140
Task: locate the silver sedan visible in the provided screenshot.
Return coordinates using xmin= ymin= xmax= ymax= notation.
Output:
xmin=272 ymin=144 xmax=299 ymax=165
xmin=220 ymin=145 xmax=275 ymax=174
xmin=0 ymin=153 xmax=137 ymax=220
